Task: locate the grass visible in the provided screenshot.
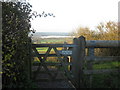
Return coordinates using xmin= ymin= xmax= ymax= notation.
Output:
xmin=33 ymin=38 xmax=73 ymax=44
xmin=36 ymin=47 xmax=48 ymax=52
xmin=93 ymin=61 xmax=120 ymax=69
xmin=83 ymin=61 xmax=120 ymax=88
xmin=36 ymin=47 xmax=63 ymax=54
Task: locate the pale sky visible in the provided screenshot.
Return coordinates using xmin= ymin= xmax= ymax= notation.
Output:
xmin=29 ymin=0 xmax=119 ymax=32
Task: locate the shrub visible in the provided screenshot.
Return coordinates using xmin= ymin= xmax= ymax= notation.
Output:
xmin=2 ymin=2 xmax=33 ymax=88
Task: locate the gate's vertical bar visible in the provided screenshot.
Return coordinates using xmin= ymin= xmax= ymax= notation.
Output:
xmin=63 ymin=42 xmax=68 ymax=69
xmin=78 ymin=36 xmax=86 ymax=88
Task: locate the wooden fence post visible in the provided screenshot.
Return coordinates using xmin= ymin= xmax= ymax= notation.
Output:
xmin=72 ymin=38 xmax=79 ymax=87
xmin=78 ymin=36 xmax=86 ymax=88
xmin=72 ymin=36 xmax=86 ymax=88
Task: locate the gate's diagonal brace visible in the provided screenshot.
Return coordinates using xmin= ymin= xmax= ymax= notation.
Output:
xmin=42 ymin=47 xmax=52 ymax=62
xmin=32 ymin=47 xmax=43 ymax=80
xmin=41 ymin=47 xmax=56 ymax=80
xmin=53 ymin=47 xmax=67 ymax=70
xmin=53 ymin=47 xmax=72 ymax=80
xmin=32 ymin=47 xmax=54 ymax=80
xmin=44 ymin=47 xmax=60 ymax=80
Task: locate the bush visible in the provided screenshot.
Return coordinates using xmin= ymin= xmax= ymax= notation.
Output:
xmin=2 ymin=2 xmax=34 ymax=88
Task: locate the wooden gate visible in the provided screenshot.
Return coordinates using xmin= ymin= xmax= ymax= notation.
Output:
xmin=31 ymin=43 xmax=75 ymax=81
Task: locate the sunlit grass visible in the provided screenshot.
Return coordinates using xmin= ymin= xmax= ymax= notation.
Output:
xmin=93 ymin=61 xmax=120 ymax=69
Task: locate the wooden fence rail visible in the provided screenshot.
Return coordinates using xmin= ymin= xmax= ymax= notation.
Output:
xmin=86 ymin=40 xmax=120 ymax=48
xmin=71 ymin=36 xmax=120 ymax=88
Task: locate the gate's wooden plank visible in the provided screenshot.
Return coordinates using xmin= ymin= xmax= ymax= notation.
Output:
xmin=32 ymin=44 xmax=76 ymax=47
xmin=33 ymin=53 xmax=72 ymax=57
xmin=33 ymin=62 xmax=72 ymax=66
xmin=35 ymin=71 xmax=64 ymax=74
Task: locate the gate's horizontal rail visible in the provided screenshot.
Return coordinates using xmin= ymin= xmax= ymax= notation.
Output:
xmin=33 ymin=54 xmax=57 ymax=57
xmin=32 ymin=44 xmax=77 ymax=47
xmin=33 ymin=54 xmax=72 ymax=57
xmin=33 ymin=62 xmax=72 ymax=66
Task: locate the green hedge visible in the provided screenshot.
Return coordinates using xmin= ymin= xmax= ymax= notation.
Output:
xmin=2 ymin=2 xmax=34 ymax=88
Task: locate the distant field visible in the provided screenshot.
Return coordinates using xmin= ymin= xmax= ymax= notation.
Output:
xmin=40 ymin=38 xmax=66 ymax=44
xmin=31 ymin=31 xmax=74 ymax=44
xmin=32 ymin=32 xmax=71 ymax=37
xmin=32 ymin=37 xmax=73 ymax=44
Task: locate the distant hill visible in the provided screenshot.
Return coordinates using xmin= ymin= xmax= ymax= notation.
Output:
xmin=32 ymin=32 xmax=71 ymax=37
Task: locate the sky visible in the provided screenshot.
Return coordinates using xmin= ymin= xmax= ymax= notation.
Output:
xmin=29 ymin=0 xmax=119 ymax=32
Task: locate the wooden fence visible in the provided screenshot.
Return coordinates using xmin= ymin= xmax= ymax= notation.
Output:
xmin=31 ymin=42 xmax=75 ymax=81
xmin=71 ymin=36 xmax=120 ymax=88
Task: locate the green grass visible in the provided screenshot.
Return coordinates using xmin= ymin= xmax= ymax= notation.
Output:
xmin=36 ymin=47 xmax=63 ymax=55
xmin=93 ymin=61 xmax=120 ymax=69
xmin=33 ymin=38 xmax=73 ymax=44
xmin=83 ymin=61 xmax=120 ymax=88
xmin=40 ymin=39 xmax=64 ymax=44
xmin=36 ymin=47 xmax=48 ymax=52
